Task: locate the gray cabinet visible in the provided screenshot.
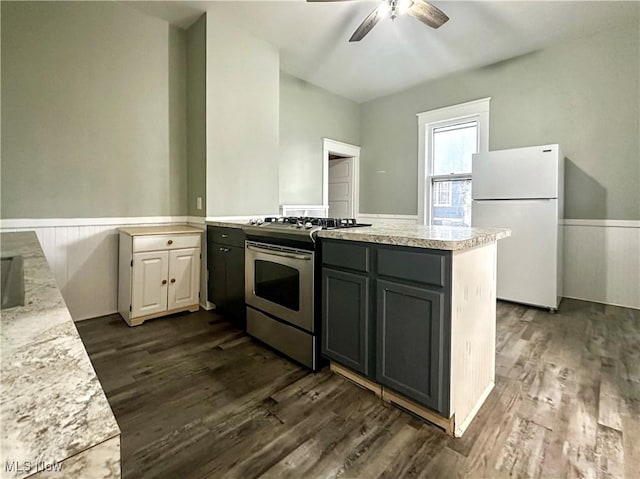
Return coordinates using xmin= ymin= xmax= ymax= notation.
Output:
xmin=321 ymin=239 xmax=451 ymax=416
xmin=207 ymin=226 xmax=246 ymax=328
xmin=321 ymin=268 xmax=371 ymax=376
xmin=376 ymin=280 xmax=446 ymax=412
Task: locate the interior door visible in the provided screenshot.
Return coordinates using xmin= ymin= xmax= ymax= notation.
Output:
xmin=132 ymin=250 xmax=169 ymax=317
xmin=329 ymin=157 xmax=354 ymax=218
xmin=168 ymin=248 xmax=200 ymax=310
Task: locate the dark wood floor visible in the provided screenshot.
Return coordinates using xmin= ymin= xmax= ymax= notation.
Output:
xmin=76 ymin=299 xmax=640 ymax=479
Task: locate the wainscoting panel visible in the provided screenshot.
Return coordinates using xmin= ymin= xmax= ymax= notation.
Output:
xmin=1 ymin=217 xmax=189 ymax=321
xmin=563 ymin=220 xmax=639 ymax=310
xmin=354 ymin=215 xmax=639 ymax=309
xmin=3 ymin=216 xmax=638 ymax=319
xmin=186 ymin=216 xmax=213 ymax=310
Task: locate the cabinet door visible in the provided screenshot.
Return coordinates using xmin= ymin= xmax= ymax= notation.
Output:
xmin=376 ymin=280 xmax=446 ymax=412
xmin=132 ymin=250 xmax=169 ymax=318
xmin=322 ymin=268 xmax=371 ymax=376
xmin=168 ymin=248 xmax=200 ymax=311
xmin=208 ymin=243 xmax=228 ymax=311
xmin=226 ymin=245 xmax=246 ymax=323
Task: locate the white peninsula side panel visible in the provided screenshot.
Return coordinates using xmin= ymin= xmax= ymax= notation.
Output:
xmin=450 ymin=242 xmax=497 ymax=437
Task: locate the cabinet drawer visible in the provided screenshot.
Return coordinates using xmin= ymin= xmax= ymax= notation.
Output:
xmin=207 ymin=226 xmax=245 ymax=248
xmin=377 ymin=247 xmax=445 ymax=287
xmin=322 ymin=240 xmax=370 ymax=273
xmin=133 ymin=234 xmax=201 ymax=253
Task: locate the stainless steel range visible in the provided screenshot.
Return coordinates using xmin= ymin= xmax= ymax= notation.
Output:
xmin=244 ymin=217 xmax=370 ymax=370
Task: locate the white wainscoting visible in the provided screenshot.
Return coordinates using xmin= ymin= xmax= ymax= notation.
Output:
xmin=562 ymin=219 xmax=639 ymax=310
xmin=354 ymin=214 xmax=639 ymax=310
xmin=2 ymin=215 xmax=637 ymax=320
xmin=1 ymin=216 xmax=193 ymax=321
xmin=186 ymin=216 xmax=214 ymax=310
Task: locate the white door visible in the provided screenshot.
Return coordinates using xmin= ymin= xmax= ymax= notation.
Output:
xmin=168 ymin=248 xmax=200 ymax=310
xmin=132 ymin=250 xmax=169 ymax=317
xmin=329 ymin=157 xmax=354 ymax=218
xmin=472 ymin=199 xmax=558 ymax=308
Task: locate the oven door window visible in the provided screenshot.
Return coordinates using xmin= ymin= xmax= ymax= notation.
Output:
xmin=254 ymin=260 xmax=300 ymax=311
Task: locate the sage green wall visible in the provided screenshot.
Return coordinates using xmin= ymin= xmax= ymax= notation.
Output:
xmin=359 ymin=22 xmax=640 ymax=220
xmin=279 ymin=71 xmax=360 ymax=205
xmin=1 ymin=2 xmax=187 ymax=219
xmin=206 ymin=14 xmax=280 ymax=216
xmin=186 ymin=15 xmax=207 ymax=217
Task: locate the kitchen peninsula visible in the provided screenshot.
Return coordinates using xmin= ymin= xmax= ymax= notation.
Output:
xmin=317 ymin=224 xmax=510 ymax=436
xmin=1 ymin=232 xmax=120 ymax=479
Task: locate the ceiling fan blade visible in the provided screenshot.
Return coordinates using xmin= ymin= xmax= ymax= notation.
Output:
xmin=349 ymin=7 xmax=383 ymax=42
xmin=407 ymin=0 xmax=449 ymax=29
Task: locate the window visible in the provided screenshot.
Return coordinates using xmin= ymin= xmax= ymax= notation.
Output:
xmin=417 ymin=98 xmax=490 ymax=226
xmin=433 ymin=181 xmax=451 ymax=207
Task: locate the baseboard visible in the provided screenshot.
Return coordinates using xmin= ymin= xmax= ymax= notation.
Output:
xmin=562 ymin=295 xmax=638 ymax=310
xmin=73 ymin=310 xmax=118 ymax=322
xmin=200 ymin=301 xmax=215 ymax=311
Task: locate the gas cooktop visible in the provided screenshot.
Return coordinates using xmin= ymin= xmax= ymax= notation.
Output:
xmin=251 ymin=216 xmax=368 ymax=229
xmin=244 ymin=216 xmax=371 ymax=242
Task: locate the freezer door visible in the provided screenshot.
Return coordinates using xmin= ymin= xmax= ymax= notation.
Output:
xmin=472 ymin=145 xmax=560 ymax=200
xmin=472 ymin=199 xmax=559 ymax=309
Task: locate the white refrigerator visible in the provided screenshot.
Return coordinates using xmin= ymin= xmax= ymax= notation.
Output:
xmin=471 ymin=144 xmax=564 ymax=311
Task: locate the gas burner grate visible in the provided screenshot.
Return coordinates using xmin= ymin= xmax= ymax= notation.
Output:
xmin=260 ymin=217 xmax=360 ymax=229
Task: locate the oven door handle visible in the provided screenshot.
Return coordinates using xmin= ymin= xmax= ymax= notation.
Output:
xmin=246 ymin=244 xmax=312 ymax=261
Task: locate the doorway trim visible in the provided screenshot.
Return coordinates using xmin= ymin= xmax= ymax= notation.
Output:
xmin=322 ymin=138 xmax=361 ymax=219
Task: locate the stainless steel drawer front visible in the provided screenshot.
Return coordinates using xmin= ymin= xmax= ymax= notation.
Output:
xmin=247 ymin=307 xmax=315 ymax=369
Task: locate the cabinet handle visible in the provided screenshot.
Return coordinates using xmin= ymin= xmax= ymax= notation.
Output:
xmin=167 ymin=239 xmax=173 ymax=245
xmin=221 ymin=234 xmax=228 ymax=238
xmin=162 ymin=280 xmax=167 ymax=285
xmin=219 ymin=247 xmax=230 ymax=252
xmin=170 ymin=278 xmax=176 ymax=284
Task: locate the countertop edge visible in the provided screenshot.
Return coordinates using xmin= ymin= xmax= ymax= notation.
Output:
xmin=1 ymin=231 xmax=121 ymax=479
xmin=205 ymin=220 xmax=246 ymax=229
xmin=317 ymin=229 xmax=511 ymax=251
xmin=118 ymin=225 xmax=203 ymax=236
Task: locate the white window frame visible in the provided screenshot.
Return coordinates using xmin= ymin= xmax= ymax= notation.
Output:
xmin=417 ymin=98 xmax=491 ymax=226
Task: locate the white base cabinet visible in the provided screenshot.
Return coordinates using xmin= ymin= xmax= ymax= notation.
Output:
xmin=118 ymin=226 xmax=202 ymax=326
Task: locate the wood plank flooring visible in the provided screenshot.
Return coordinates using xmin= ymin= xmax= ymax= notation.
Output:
xmin=76 ymin=299 xmax=640 ymax=479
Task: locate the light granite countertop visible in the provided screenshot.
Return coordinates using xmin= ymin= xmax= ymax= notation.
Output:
xmin=205 ymin=219 xmax=248 ymax=229
xmin=118 ymin=224 xmax=202 ymax=236
xmin=1 ymin=232 xmax=120 ymax=479
xmin=317 ymin=224 xmax=511 ymax=250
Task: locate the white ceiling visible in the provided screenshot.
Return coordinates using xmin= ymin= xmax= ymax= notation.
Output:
xmin=128 ymin=1 xmax=639 ymax=103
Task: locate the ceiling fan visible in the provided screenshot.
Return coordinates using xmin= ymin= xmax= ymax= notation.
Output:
xmin=307 ymin=0 xmax=449 ymax=42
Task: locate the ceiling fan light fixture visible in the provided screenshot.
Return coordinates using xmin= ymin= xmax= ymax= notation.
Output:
xmin=398 ymin=0 xmax=414 ymax=16
xmin=377 ymin=1 xmax=391 ymax=16
xmin=320 ymin=0 xmax=449 ymax=42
